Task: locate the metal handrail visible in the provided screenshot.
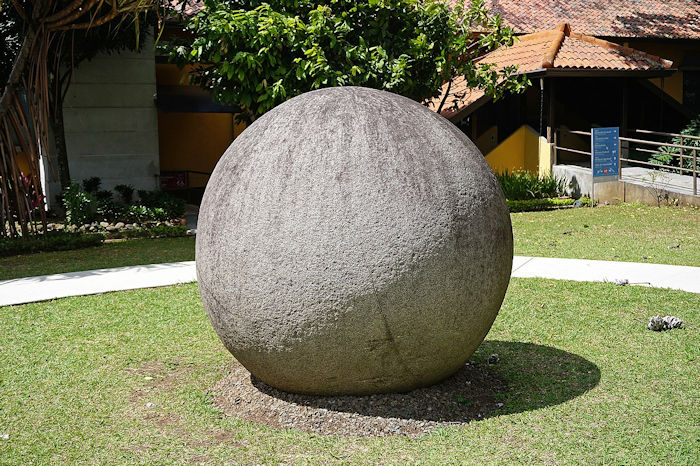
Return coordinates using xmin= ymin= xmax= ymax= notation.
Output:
xmin=618 ymin=157 xmax=696 ymax=174
xmin=620 ymin=136 xmax=699 ymax=152
xmin=554 ymin=127 xmax=698 ymax=196
xmin=554 ymin=146 xmax=591 ymax=157
xmin=184 ymin=170 xmax=212 ymax=177
xmin=633 ymin=147 xmax=695 ymax=162
xmin=635 ymin=129 xmax=700 ymax=141
xmin=566 ymin=130 xmax=699 ymax=151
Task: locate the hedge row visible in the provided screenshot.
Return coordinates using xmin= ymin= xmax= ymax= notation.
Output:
xmin=0 ymin=232 xmax=105 ymax=258
xmin=0 ymin=225 xmax=190 ymax=258
xmin=108 ymin=225 xmax=189 ymax=239
xmin=507 ymin=197 xmax=591 ymax=212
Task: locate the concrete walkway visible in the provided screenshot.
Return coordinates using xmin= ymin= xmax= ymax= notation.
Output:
xmin=1 ymin=261 xmax=196 ymax=307
xmin=621 ymin=166 xmax=697 ymax=197
xmin=1 ymin=256 xmax=698 ymax=307
xmin=512 ymin=256 xmax=699 ymax=293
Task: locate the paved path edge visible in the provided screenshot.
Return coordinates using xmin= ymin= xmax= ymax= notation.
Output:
xmin=2 ymin=257 xmax=698 ymax=307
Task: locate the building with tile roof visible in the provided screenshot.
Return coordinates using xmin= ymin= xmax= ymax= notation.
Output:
xmin=462 ymin=0 xmax=700 ymax=114
xmin=429 ymin=23 xmax=675 ymax=120
xmin=45 ymin=0 xmax=700 ymax=201
xmin=431 ymin=2 xmax=699 ymax=175
xmin=476 ymin=0 xmax=700 ymax=40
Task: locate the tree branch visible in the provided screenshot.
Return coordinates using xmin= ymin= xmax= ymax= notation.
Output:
xmin=49 ymin=1 xmax=156 ymax=31
xmin=0 ymin=31 xmax=36 ymax=121
xmin=45 ymin=0 xmax=102 ymax=30
xmin=10 ymin=0 xmax=29 ymax=23
xmin=436 ymin=78 xmax=452 ymax=115
xmin=42 ymin=0 xmax=89 ymax=24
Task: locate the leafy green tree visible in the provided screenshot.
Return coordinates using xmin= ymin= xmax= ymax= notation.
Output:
xmin=171 ymin=0 xmax=529 ymax=122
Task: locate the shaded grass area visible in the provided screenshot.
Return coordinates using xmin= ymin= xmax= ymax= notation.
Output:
xmin=1 ymin=279 xmax=697 ymax=463
xmin=512 ymin=204 xmax=700 ymax=266
xmin=0 ymin=237 xmax=195 ymax=280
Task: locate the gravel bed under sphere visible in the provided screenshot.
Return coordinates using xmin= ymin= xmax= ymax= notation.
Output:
xmin=212 ymin=360 xmax=506 ymax=438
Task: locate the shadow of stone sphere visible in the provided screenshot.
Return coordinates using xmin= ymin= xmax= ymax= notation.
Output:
xmin=249 ymin=340 xmax=600 ymax=424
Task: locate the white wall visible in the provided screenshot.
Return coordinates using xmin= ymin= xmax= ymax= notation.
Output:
xmin=61 ymin=35 xmax=160 ymax=193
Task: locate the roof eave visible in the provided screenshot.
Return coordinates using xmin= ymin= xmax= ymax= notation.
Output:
xmin=444 ymin=93 xmax=493 ymax=122
xmin=540 ymin=68 xmax=676 ymax=78
xmin=444 ymin=67 xmax=676 ymax=122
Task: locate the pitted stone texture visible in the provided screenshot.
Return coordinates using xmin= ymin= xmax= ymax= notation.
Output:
xmin=196 ymin=87 xmax=513 ymax=395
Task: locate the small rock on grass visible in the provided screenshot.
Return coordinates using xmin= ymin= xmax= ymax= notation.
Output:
xmin=647 ymin=315 xmax=683 ymax=331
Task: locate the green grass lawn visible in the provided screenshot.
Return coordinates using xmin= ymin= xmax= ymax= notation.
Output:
xmin=1 ymin=279 xmax=697 ymax=463
xmin=0 ymin=204 xmax=697 ymax=282
xmin=512 ymin=204 xmax=699 ymax=266
xmin=0 ymin=237 xmax=195 ymax=280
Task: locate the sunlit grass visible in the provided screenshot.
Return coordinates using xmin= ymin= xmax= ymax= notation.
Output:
xmin=0 ymin=237 xmax=195 ymax=280
xmin=1 ymin=279 xmax=697 ymax=463
xmin=512 ymin=203 xmax=699 ymax=266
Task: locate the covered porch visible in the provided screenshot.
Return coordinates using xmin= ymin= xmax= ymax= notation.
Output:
xmin=430 ymin=23 xmax=684 ymax=176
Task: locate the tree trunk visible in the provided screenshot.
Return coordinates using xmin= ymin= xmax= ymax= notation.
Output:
xmin=52 ymin=95 xmax=71 ymax=189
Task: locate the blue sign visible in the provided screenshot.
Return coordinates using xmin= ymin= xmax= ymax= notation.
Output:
xmin=592 ymin=127 xmax=619 ymax=177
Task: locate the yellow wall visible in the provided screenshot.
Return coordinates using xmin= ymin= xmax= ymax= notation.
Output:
xmin=538 ymin=137 xmax=553 ymax=177
xmin=157 ymin=111 xmax=237 ymax=187
xmin=15 ymin=152 xmax=31 ymax=175
xmin=156 ymin=64 xmax=246 ymax=187
xmin=485 ymin=125 xmax=543 ymax=174
xmin=157 ymin=63 xmax=197 ymax=86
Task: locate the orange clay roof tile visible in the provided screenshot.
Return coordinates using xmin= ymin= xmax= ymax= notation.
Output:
xmin=427 ymin=23 xmax=673 ymax=117
xmin=451 ymin=0 xmax=700 ymax=39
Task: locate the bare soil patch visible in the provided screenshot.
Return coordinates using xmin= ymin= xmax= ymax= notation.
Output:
xmin=212 ymin=360 xmax=507 ymax=437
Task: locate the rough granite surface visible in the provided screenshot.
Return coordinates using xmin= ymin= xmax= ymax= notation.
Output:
xmin=196 ymin=86 xmax=513 ymax=395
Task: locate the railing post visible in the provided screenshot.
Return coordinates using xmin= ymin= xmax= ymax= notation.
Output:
xmin=553 ymin=129 xmax=558 ymax=165
xmin=680 ymin=135 xmax=684 ymax=175
xmin=694 ymin=148 xmax=697 ymax=196
xmin=618 ymin=134 xmax=622 ymax=181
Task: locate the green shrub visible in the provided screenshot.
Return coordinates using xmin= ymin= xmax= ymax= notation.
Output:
xmin=150 ymin=207 xmax=170 ymax=222
xmin=507 ymin=197 xmax=591 ymax=212
xmin=496 ymin=170 xmax=566 ymax=200
xmin=126 ymin=205 xmax=150 ymax=223
xmin=123 ymin=205 xmax=168 ymax=223
xmin=137 ymin=190 xmax=186 ymax=219
xmin=82 ymin=176 xmax=102 ymax=193
xmin=649 ymin=115 xmax=700 ymax=171
xmin=62 ymin=183 xmax=185 ymax=225
xmin=0 ymin=232 xmax=105 ymax=258
xmin=94 ymin=190 xmax=113 ymax=201
xmin=62 ymin=181 xmax=94 ymax=226
xmin=114 ymin=184 xmax=135 ymax=204
xmin=96 ymin=198 xmax=127 ymax=222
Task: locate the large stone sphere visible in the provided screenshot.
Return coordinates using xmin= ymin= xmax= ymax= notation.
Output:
xmin=197 ymin=87 xmax=512 ymax=395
